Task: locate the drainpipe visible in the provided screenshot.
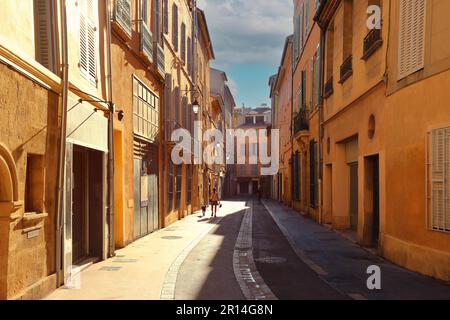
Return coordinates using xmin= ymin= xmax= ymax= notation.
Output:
xmin=290 ymin=38 xmax=295 ymax=210
xmin=106 ymin=0 xmax=115 ymax=258
xmin=318 ymin=26 xmax=326 ymax=225
xmin=56 ymin=0 xmax=69 ymax=286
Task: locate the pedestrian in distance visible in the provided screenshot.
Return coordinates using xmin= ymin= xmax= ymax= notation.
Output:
xmin=210 ymin=188 xmax=220 ymax=218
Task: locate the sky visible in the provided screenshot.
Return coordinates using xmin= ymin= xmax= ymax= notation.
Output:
xmin=198 ymin=0 xmax=293 ymax=108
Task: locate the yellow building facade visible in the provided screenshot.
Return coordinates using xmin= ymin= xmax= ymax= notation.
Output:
xmin=315 ymin=0 xmax=450 ymax=281
xmin=0 ymin=0 xmax=62 ymax=299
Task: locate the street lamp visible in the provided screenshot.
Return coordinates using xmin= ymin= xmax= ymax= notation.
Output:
xmin=193 ymin=99 xmax=200 ymax=114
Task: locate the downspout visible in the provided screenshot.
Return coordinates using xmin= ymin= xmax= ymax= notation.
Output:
xmin=290 ymin=37 xmax=295 ymax=210
xmin=56 ymin=0 xmax=69 ymax=286
xmin=106 ymin=0 xmax=115 ymax=258
xmin=318 ymin=24 xmax=326 ymax=225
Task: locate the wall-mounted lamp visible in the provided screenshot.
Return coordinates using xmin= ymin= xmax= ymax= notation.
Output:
xmin=192 ymin=100 xmax=200 ymax=114
xmin=117 ymin=110 xmax=124 ymax=121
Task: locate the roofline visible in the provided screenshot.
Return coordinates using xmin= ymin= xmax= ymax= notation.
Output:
xmin=197 ymin=8 xmax=215 ymax=60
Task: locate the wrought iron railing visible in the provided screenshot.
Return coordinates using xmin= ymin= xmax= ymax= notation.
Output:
xmin=293 ymin=109 xmax=309 ymax=134
xmin=339 ymin=55 xmax=353 ymax=83
xmin=324 ymin=77 xmax=334 ymax=98
xmin=154 ymin=43 xmax=165 ymax=78
xmin=112 ymin=0 xmax=132 ymax=38
xmin=363 ymin=28 xmax=382 ymax=60
xmin=140 ymin=21 xmax=153 ymax=62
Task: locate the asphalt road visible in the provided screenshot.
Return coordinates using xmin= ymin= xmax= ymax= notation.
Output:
xmin=175 ymin=199 xmax=345 ymax=300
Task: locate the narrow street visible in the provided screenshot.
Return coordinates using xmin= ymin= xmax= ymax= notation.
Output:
xmin=46 ymin=199 xmax=450 ymax=301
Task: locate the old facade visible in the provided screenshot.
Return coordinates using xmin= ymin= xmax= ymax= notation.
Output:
xmin=233 ymin=106 xmax=272 ymax=197
xmin=0 ymin=0 xmax=227 ymax=299
xmin=110 ymin=0 xmax=165 ymax=247
xmin=272 ymin=0 xmax=450 ymax=281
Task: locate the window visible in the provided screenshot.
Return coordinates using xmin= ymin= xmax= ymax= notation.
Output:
xmin=249 ymin=143 xmax=258 ymax=157
xmin=172 ymin=3 xmax=179 ymax=51
xmin=163 ymin=0 xmax=168 ymax=34
xmin=79 ymin=0 xmax=97 ymax=84
xmin=187 ymin=36 xmax=192 ymax=77
xmin=398 ymin=0 xmax=426 ymax=80
xmin=428 ymin=127 xmax=450 ymax=232
xmin=256 ymin=116 xmax=265 ymax=124
xmin=326 ymin=21 xmax=334 ymax=82
xmin=305 ymin=0 xmax=310 ymax=37
xmin=245 ymin=117 xmax=254 ymax=125
xmin=112 ymin=0 xmax=132 ymax=37
xmin=310 ymin=140 xmax=318 ymax=208
xmin=133 ymin=77 xmax=160 ymax=141
xmin=153 ymin=0 xmax=161 ymax=44
xmin=293 ymin=152 xmax=301 ymax=201
xmin=142 ymin=0 xmax=148 ymax=23
xmin=34 ymin=0 xmax=57 ymax=72
xmin=342 ymin=0 xmax=354 ymax=61
xmin=25 ymin=154 xmax=45 ymax=213
xmin=168 ymin=161 xmax=174 ymax=212
xmin=175 ymin=165 xmax=182 ymax=209
xmin=181 ymin=23 xmax=186 ymax=63
xmin=187 ymin=165 xmax=192 ymax=204
xmin=301 ymin=70 xmax=306 ymax=110
xmin=175 ymin=87 xmax=181 ymax=124
xmin=315 ymin=44 xmax=321 ymax=107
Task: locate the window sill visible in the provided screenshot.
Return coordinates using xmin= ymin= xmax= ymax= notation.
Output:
xmin=362 ymin=40 xmax=383 ymax=61
xmin=339 ymin=70 xmax=353 ymax=84
xmin=23 ymin=212 xmax=48 ymax=222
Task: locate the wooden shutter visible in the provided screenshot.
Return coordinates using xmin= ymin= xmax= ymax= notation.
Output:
xmin=181 ymin=23 xmax=186 ymax=63
xmin=431 ymin=127 xmax=450 ymax=231
xmin=172 ymin=4 xmax=178 ymax=51
xmin=153 ymin=0 xmax=161 ymax=43
xmin=315 ymin=44 xmax=321 ymax=106
xmin=310 ymin=56 xmax=315 ymax=108
xmin=305 ymin=0 xmax=309 ymax=36
xmin=163 ymin=0 xmax=168 ymax=34
xmin=34 ymin=0 xmax=55 ymax=72
xmin=299 ymin=5 xmax=304 ymax=49
xmin=187 ymin=36 xmax=192 ymax=76
xmin=398 ymin=0 xmax=427 ymax=80
xmin=301 ymin=70 xmax=306 ymax=109
xmin=80 ymin=0 xmax=97 ymax=84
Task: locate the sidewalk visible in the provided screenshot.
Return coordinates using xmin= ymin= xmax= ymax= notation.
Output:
xmin=263 ymin=200 xmax=450 ymax=300
xmin=45 ymin=201 xmax=244 ymax=300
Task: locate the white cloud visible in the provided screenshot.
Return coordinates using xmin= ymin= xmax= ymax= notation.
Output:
xmin=227 ymin=77 xmax=239 ymax=97
xmin=198 ymin=0 xmax=293 ymax=67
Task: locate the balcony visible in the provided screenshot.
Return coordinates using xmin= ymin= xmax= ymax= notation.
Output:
xmin=362 ymin=29 xmax=382 ymax=61
xmin=140 ymin=21 xmax=153 ymax=63
xmin=339 ymin=55 xmax=353 ymax=84
xmin=154 ymin=42 xmax=165 ymax=78
xmin=293 ymin=109 xmax=309 ymax=134
xmin=324 ymin=77 xmax=333 ymax=98
xmin=112 ymin=0 xmax=132 ymax=39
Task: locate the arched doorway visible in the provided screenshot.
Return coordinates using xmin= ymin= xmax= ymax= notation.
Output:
xmin=0 ymin=143 xmax=20 ymax=216
xmin=0 ymin=143 xmax=20 ymax=299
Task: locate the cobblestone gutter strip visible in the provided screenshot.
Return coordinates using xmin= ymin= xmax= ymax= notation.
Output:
xmin=262 ymin=201 xmax=358 ymax=300
xmin=160 ymin=216 xmax=225 ymax=300
xmin=233 ymin=203 xmax=278 ymax=301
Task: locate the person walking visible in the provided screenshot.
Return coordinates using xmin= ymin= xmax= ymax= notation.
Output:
xmin=210 ymin=188 xmax=220 ymax=218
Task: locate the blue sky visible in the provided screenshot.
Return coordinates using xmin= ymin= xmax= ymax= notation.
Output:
xmin=199 ymin=0 xmax=293 ymax=108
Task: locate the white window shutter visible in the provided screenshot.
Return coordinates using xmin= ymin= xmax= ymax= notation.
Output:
xmin=79 ymin=0 xmax=97 ymax=84
xmin=398 ymin=0 xmax=426 ymax=80
xmin=431 ymin=127 xmax=450 ymax=231
xmin=35 ymin=0 xmax=55 ymax=71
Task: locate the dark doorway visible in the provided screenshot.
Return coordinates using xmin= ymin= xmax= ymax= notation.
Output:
xmin=349 ymin=162 xmax=358 ymax=231
xmin=72 ymin=148 xmax=87 ymax=263
xmin=240 ymin=182 xmax=249 ymax=194
xmin=72 ymin=146 xmax=104 ymax=264
xmin=364 ymin=155 xmax=380 ymax=247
